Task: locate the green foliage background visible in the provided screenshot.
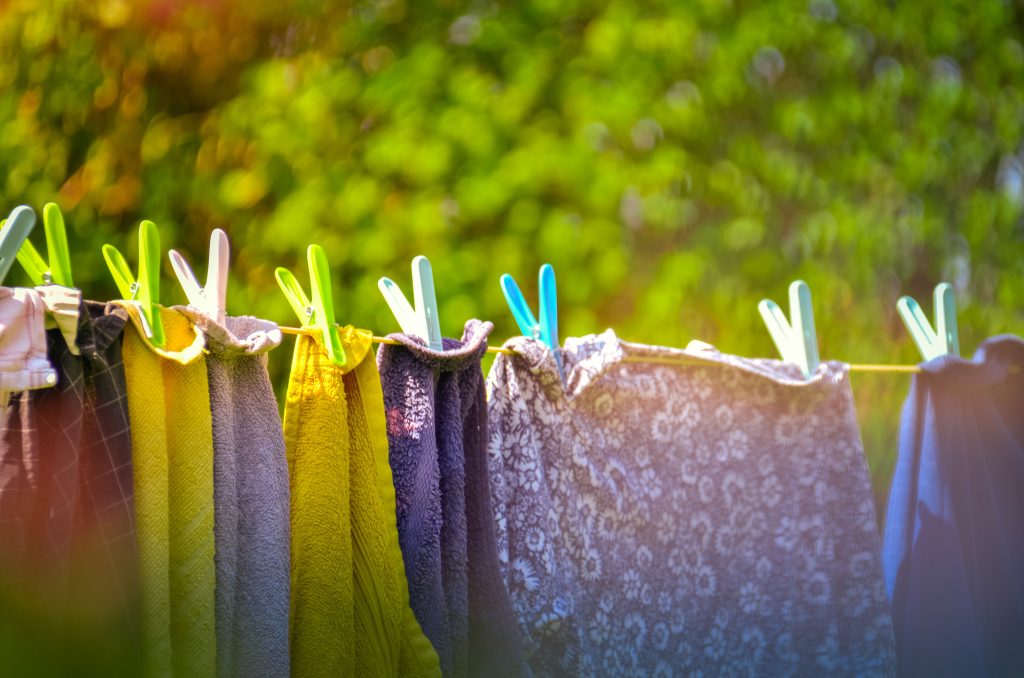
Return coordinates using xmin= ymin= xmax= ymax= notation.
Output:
xmin=1 ymin=0 xmax=1022 ymax=511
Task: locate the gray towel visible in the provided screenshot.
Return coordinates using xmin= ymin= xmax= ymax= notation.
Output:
xmin=377 ymin=319 xmax=527 ymax=678
xmin=180 ymin=310 xmax=290 ymax=678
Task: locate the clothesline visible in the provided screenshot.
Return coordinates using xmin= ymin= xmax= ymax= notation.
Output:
xmin=276 ymin=324 xmax=1014 ymax=374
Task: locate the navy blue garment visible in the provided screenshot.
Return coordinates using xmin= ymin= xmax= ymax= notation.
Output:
xmin=882 ymin=334 xmax=1024 ymax=678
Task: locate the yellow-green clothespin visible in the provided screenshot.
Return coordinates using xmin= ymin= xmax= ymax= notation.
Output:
xmin=0 ymin=206 xmax=38 ymax=284
xmin=102 ymin=220 xmax=165 ymax=347
xmin=16 ymin=203 xmax=74 ymax=287
xmin=275 ymin=244 xmax=346 ymax=367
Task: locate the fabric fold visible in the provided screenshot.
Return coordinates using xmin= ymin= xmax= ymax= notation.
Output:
xmin=882 ymin=334 xmax=1024 ymax=677
xmin=487 ymin=330 xmax=896 ymax=675
xmin=377 ymin=319 xmax=527 ymax=678
xmin=118 ymin=303 xmax=216 ymax=678
xmin=283 ymin=327 xmax=440 ymax=678
xmin=178 ymin=308 xmax=290 ymax=678
xmin=0 ymin=287 xmax=57 ymax=394
xmin=36 ymin=285 xmax=82 ymax=355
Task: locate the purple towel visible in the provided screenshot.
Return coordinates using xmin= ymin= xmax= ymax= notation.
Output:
xmin=377 ymin=319 xmax=526 ymax=678
xmin=882 ymin=335 xmax=1024 ymax=676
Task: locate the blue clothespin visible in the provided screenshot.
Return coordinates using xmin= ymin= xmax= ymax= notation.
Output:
xmin=897 ymin=282 xmax=959 ymax=361
xmin=0 ymin=206 xmax=38 ymax=285
xmin=758 ymin=280 xmax=820 ymax=379
xmin=378 ymin=256 xmax=444 ymax=351
xmin=500 ymin=263 xmax=564 ymax=380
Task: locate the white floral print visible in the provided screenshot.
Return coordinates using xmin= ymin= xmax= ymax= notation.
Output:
xmin=486 ymin=330 xmax=896 ymax=676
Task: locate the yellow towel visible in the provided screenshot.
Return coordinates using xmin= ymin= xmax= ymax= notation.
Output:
xmin=118 ymin=303 xmax=216 ymax=678
xmin=283 ymin=329 xmax=440 ymax=678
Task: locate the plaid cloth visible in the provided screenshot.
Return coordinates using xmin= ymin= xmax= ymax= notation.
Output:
xmin=0 ymin=300 xmax=138 ymax=669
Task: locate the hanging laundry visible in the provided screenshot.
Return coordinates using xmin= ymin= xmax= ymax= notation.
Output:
xmin=0 ymin=299 xmax=138 ymax=673
xmin=36 ymin=285 xmax=82 ymax=355
xmin=0 ymin=288 xmax=79 ymax=576
xmin=0 ymin=287 xmax=57 ymax=398
xmin=283 ymin=327 xmax=440 ymax=678
xmin=487 ymin=331 xmax=896 ymax=676
xmin=118 ymin=303 xmax=216 ymax=678
xmin=377 ymin=320 xmax=527 ymax=678
xmin=882 ymin=335 xmax=1024 ymax=677
xmin=180 ymin=309 xmax=290 ymax=678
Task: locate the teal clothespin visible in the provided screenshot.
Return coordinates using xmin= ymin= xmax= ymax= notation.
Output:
xmin=0 ymin=206 xmax=38 ymax=285
xmin=500 ymin=263 xmax=564 ymax=380
xmin=16 ymin=203 xmax=74 ymax=287
xmin=897 ymin=282 xmax=959 ymax=361
xmin=276 ymin=244 xmax=346 ymax=367
xmin=758 ymin=280 xmax=820 ymax=379
xmin=102 ymin=220 xmax=165 ymax=347
xmin=378 ymin=255 xmax=443 ymax=351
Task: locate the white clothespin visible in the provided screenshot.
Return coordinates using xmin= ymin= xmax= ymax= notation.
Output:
xmin=758 ymin=280 xmax=820 ymax=379
xmin=378 ymin=255 xmax=443 ymax=351
xmin=169 ymin=229 xmax=229 ymax=326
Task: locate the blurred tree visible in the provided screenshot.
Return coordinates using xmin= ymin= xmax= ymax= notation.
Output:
xmin=0 ymin=0 xmax=1022 ymax=512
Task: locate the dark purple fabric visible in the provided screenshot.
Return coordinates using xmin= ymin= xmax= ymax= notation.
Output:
xmin=883 ymin=335 xmax=1024 ymax=677
xmin=377 ymin=319 xmax=526 ymax=678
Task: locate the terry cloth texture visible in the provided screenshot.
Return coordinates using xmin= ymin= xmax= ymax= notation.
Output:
xmin=0 ymin=287 xmax=57 ymax=393
xmin=487 ymin=331 xmax=896 ymax=676
xmin=178 ymin=308 xmax=289 ymax=678
xmin=119 ymin=303 xmax=215 ymax=678
xmin=283 ymin=328 xmax=440 ymax=678
xmin=0 ymin=300 xmax=138 ymax=673
xmin=377 ymin=320 xmax=526 ymax=678
xmin=882 ymin=335 xmax=1024 ymax=677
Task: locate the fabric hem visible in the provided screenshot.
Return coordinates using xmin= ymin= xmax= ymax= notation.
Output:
xmin=498 ymin=329 xmax=849 ymax=402
xmin=382 ymin=319 xmax=493 ymax=372
xmin=113 ymin=302 xmax=206 ymax=365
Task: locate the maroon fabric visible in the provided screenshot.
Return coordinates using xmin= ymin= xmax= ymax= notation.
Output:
xmin=0 ymin=301 xmax=139 ymax=673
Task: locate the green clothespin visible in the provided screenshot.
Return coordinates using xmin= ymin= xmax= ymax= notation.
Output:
xmin=0 ymin=206 xmax=38 ymax=285
xmin=758 ymin=280 xmax=821 ymax=379
xmin=897 ymin=282 xmax=959 ymax=361
xmin=275 ymin=244 xmax=346 ymax=367
xmin=16 ymin=203 xmax=74 ymax=287
xmin=102 ymin=220 xmax=165 ymax=347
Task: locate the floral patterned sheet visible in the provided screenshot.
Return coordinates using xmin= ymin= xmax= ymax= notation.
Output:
xmin=486 ymin=331 xmax=895 ymax=677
